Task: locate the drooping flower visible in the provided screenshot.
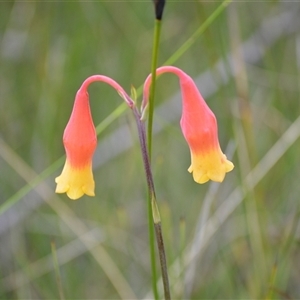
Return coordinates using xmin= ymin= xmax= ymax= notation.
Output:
xmin=142 ymin=66 xmax=234 ymax=184
xmin=55 ymin=75 xmax=134 ymax=200
xmin=55 ymin=87 xmax=97 ymax=200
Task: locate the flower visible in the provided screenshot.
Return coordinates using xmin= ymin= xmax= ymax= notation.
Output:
xmin=179 ymin=71 xmax=234 ymax=183
xmin=55 ymin=87 xmax=97 ymax=200
xmin=55 ymin=75 xmax=134 ymax=200
xmin=142 ymin=66 xmax=234 ymax=184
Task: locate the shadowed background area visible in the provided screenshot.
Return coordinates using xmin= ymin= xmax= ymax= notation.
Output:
xmin=0 ymin=1 xmax=300 ymax=299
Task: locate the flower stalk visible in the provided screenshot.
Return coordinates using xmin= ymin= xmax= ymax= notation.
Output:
xmin=147 ymin=4 xmax=166 ymax=298
xmin=132 ymin=106 xmax=171 ymax=300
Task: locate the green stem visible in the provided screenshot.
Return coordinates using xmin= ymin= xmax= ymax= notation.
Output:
xmin=154 ymin=223 xmax=171 ymax=300
xmin=147 ymin=18 xmax=162 ymax=300
xmin=147 ymin=19 xmax=162 ymax=158
xmin=132 ymin=107 xmax=171 ymax=300
xmin=151 ymin=193 xmax=170 ymax=300
xmin=148 ymin=192 xmax=159 ymax=300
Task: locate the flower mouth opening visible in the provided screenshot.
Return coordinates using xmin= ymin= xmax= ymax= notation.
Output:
xmin=188 ymin=149 xmax=234 ymax=184
xmin=55 ymin=160 xmax=95 ymax=200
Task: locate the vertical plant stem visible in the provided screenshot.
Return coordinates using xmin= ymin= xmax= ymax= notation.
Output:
xmin=132 ymin=107 xmax=171 ymax=300
xmin=133 ymin=106 xmax=158 ymax=299
xmin=148 ymin=188 xmax=159 ymax=300
xmin=147 ymin=17 xmax=163 ymax=300
xmin=154 ymin=223 xmax=171 ymax=300
xmin=151 ymin=193 xmax=170 ymax=300
xmin=147 ymin=19 xmax=162 ymax=157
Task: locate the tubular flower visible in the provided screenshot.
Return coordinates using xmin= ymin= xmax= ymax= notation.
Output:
xmin=179 ymin=74 xmax=234 ymax=183
xmin=142 ymin=66 xmax=234 ymax=184
xmin=55 ymin=75 xmax=134 ymax=200
xmin=55 ymin=87 xmax=97 ymax=200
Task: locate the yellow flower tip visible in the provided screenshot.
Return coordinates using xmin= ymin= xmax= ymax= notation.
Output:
xmin=225 ymin=158 xmax=234 ymax=172
xmin=188 ymin=165 xmax=209 ymax=184
xmin=55 ymin=161 xmax=95 ymax=200
xmin=188 ymin=150 xmax=234 ymax=184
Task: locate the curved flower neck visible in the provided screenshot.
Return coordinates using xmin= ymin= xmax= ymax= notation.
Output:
xmin=142 ymin=66 xmax=191 ymax=113
xmin=80 ymin=75 xmax=135 ymax=108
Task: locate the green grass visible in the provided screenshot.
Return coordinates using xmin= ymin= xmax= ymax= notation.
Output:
xmin=1 ymin=1 xmax=300 ymax=299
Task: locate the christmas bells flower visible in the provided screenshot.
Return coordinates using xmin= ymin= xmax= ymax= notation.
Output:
xmin=55 ymin=87 xmax=97 ymax=200
xmin=142 ymin=66 xmax=234 ymax=184
xmin=55 ymin=75 xmax=134 ymax=200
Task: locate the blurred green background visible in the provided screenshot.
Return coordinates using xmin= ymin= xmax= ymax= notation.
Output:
xmin=1 ymin=1 xmax=300 ymax=299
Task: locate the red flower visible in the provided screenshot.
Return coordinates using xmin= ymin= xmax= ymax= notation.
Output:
xmin=55 ymin=75 xmax=134 ymax=200
xmin=55 ymin=87 xmax=97 ymax=200
xmin=142 ymin=66 xmax=234 ymax=184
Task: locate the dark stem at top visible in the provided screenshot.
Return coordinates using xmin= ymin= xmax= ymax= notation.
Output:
xmin=153 ymin=0 xmax=166 ymax=20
